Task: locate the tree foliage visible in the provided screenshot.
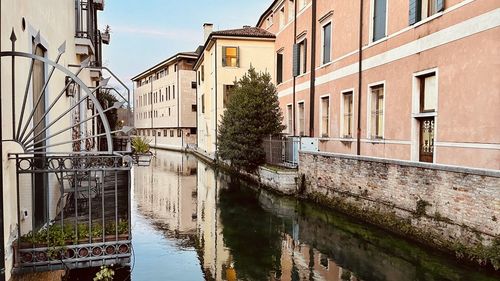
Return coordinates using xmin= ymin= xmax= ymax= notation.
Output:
xmin=217 ymin=67 xmax=284 ymax=172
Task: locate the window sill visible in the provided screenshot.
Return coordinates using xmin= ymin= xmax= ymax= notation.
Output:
xmin=340 ymin=138 xmax=356 ymax=142
xmin=412 ymin=11 xmax=444 ymax=29
xmin=222 ymin=66 xmax=239 ymax=69
xmin=318 ymin=61 xmax=334 ymax=69
xmin=367 ymin=36 xmax=388 ymax=48
xmin=412 ymin=112 xmax=437 ymax=118
xmin=366 ymin=138 xmax=385 ymax=144
xmin=295 ymin=72 xmax=309 ymax=79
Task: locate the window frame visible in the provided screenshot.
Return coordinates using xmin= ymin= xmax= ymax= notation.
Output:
xmin=276 ymin=51 xmax=284 ymax=84
xmin=321 ymin=21 xmax=332 ymax=65
xmin=340 ymin=89 xmax=355 ymax=139
xmin=319 ymin=94 xmax=330 ymax=137
xmin=286 ymin=103 xmax=293 ymax=135
xmin=297 ymin=101 xmax=306 ymax=136
xmin=367 ymin=82 xmax=386 ymax=140
xmin=370 ymin=0 xmax=388 ymax=43
xmin=222 ymin=46 xmax=239 ymax=68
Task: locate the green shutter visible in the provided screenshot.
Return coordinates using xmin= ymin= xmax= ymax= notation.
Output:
xmin=222 ymin=46 xmax=227 ymax=66
xmin=293 ymin=43 xmax=300 ymax=77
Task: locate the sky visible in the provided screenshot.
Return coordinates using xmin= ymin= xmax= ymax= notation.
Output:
xmin=99 ymin=0 xmax=271 ymax=91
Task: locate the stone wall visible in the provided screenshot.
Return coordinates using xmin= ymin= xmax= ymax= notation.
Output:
xmin=299 ymin=151 xmax=500 ymax=268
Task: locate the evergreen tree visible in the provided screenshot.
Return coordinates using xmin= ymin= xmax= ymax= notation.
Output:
xmin=218 ymin=67 xmax=284 ymax=172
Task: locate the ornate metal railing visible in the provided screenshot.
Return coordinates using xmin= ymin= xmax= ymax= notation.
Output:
xmin=11 ymin=153 xmax=131 ymax=273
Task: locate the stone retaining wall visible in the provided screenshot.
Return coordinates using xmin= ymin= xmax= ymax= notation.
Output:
xmin=299 ymin=151 xmax=500 ymax=268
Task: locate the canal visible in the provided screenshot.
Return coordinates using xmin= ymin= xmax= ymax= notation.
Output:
xmin=122 ymin=150 xmax=497 ymax=281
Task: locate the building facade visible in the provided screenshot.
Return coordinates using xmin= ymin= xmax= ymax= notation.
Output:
xmin=257 ymin=0 xmax=500 ymax=170
xmin=1 ymin=0 xmax=132 ymax=279
xmin=194 ymin=24 xmax=276 ymax=158
xmin=133 ymin=52 xmax=198 ymax=150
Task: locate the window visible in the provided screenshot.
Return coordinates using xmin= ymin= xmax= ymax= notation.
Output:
xmin=419 ymin=73 xmax=437 ymax=112
xmin=322 ymin=22 xmax=332 ymax=64
xmin=170 ymin=130 xmax=174 ymax=137
xmin=409 ymin=0 xmax=444 ymax=25
xmin=222 ymin=47 xmax=239 ymax=67
xmin=320 ymin=96 xmax=330 ymax=137
xmin=342 ymin=91 xmax=354 ymax=138
xmin=279 ymin=7 xmax=285 ymax=29
xmin=293 ymin=39 xmax=307 ymax=76
xmin=173 ymin=85 xmax=175 ymax=99
xmin=198 ymin=71 xmax=201 ymax=85
xmin=287 ymin=104 xmax=293 ymax=134
xmin=174 ymin=64 xmax=177 ymax=72
xmin=190 ymin=128 xmax=197 ymax=135
xmin=373 ymin=0 xmax=387 ymax=41
xmin=277 ymin=52 xmax=284 ymax=84
xmin=201 ymin=65 xmax=205 ymax=81
xmin=201 ymin=94 xmax=205 ymax=113
xmin=168 ymin=108 xmax=171 ymax=116
xmin=164 ymin=130 xmax=167 ymax=137
xmin=177 ymin=129 xmax=182 ymax=137
xmin=192 ymin=81 xmax=197 ymax=89
xmin=298 ymin=102 xmax=305 ymax=136
xmin=289 ymin=0 xmax=295 ymax=21
xmin=298 ymin=0 xmax=307 ymax=10
xmin=167 ymin=86 xmax=170 ymax=100
xmin=370 ymin=85 xmax=384 ymax=139
xmin=192 ymin=104 xmax=197 ymax=112
xmin=223 ymin=85 xmax=235 ymax=108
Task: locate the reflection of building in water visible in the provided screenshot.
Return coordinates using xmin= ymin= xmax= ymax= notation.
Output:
xmin=277 ymin=233 xmax=362 ymax=281
xmin=196 ymin=161 xmax=236 ymax=280
xmin=134 ymin=150 xmax=197 ymax=236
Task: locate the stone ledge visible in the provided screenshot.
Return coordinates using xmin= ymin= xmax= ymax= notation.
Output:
xmin=301 ymin=151 xmax=500 ymax=177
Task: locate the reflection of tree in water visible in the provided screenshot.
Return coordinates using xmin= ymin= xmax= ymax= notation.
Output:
xmin=218 ymin=177 xmax=284 ymax=281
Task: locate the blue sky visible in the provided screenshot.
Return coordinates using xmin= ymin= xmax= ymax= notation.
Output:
xmin=99 ymin=0 xmax=271 ymax=90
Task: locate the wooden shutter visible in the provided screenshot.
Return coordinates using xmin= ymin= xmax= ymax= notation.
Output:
xmin=293 ymin=43 xmax=300 ymax=77
xmin=302 ymin=39 xmax=307 ymax=74
xmin=222 ymin=46 xmax=227 ymax=66
xmin=236 ymin=47 xmax=240 ymax=67
xmin=409 ymin=0 xmax=421 ymax=25
xmin=436 ymin=0 xmax=444 ymax=12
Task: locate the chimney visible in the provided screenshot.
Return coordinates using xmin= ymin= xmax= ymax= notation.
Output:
xmin=243 ymin=25 xmax=251 ymax=29
xmin=203 ymin=23 xmax=213 ymax=42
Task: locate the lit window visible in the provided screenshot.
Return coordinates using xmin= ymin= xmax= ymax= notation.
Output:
xmin=223 ymin=47 xmax=239 ymax=67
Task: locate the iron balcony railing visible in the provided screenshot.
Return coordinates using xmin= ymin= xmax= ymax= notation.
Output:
xmin=262 ymin=136 xmax=300 ymax=168
xmin=12 ymin=153 xmax=132 ymax=273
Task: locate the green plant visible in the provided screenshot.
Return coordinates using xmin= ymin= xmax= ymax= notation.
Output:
xmin=415 ymin=199 xmax=431 ymax=217
xmin=131 ymin=137 xmax=151 ymax=154
xmin=217 ymin=67 xmax=285 ymax=172
xmin=94 ymin=265 xmax=115 ymax=281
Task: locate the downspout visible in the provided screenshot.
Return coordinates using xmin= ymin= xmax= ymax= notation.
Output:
xmin=356 ymin=0 xmax=364 ymax=155
xmin=292 ymin=0 xmax=298 ymax=136
xmin=309 ymin=0 xmax=317 ymax=137
xmin=214 ymin=41 xmax=218 ymax=158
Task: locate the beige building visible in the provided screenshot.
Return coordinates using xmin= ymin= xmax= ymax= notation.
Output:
xmin=1 ymin=0 xmax=131 ymax=279
xmin=132 ymin=52 xmax=198 ymax=150
xmin=257 ymin=0 xmax=500 ymax=170
xmin=194 ymin=24 xmax=276 ymax=158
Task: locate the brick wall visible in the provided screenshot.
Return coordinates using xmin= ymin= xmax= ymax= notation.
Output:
xmin=299 ymin=151 xmax=500 ymax=267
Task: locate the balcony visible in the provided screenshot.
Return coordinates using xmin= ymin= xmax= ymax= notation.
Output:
xmin=11 ymin=154 xmax=131 ymax=273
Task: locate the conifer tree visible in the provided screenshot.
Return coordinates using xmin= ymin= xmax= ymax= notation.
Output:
xmin=218 ymin=67 xmax=284 ymax=172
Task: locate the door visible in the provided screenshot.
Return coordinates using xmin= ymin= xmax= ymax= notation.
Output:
xmin=419 ymin=117 xmax=434 ymax=163
xmin=33 ymin=42 xmax=48 ymax=229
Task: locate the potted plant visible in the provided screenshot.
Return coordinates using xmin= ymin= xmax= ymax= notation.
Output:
xmin=131 ymin=137 xmax=153 ymax=166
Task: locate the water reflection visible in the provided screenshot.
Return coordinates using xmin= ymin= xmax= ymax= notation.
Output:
xmin=132 ymin=150 xmax=498 ymax=281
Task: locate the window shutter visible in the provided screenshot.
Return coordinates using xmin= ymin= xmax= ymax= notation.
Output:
xmin=293 ymin=43 xmax=300 ymax=77
xmin=303 ymin=39 xmax=307 ymax=73
xmin=436 ymin=0 xmax=444 ymax=12
xmin=409 ymin=0 xmax=421 ymax=25
xmin=222 ymin=47 xmax=227 ymax=66
xmin=236 ymin=47 xmax=240 ymax=67
xmin=277 ymin=53 xmax=283 ymax=84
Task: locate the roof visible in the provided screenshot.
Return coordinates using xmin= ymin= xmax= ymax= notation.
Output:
xmin=257 ymin=0 xmax=279 ymax=27
xmin=194 ymin=27 xmax=275 ymax=69
xmin=131 ymin=50 xmax=200 ymax=81
xmin=210 ymin=26 xmax=275 ymax=39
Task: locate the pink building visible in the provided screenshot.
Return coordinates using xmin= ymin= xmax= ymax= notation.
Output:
xmin=257 ymin=0 xmax=500 ymax=170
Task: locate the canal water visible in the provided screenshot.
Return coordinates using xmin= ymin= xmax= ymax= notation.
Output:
xmin=126 ymin=150 xmax=497 ymax=281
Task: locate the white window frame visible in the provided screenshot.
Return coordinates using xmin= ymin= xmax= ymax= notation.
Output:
xmin=297 ymin=100 xmax=306 ymax=136
xmin=369 ymin=0 xmax=389 ymax=43
xmin=340 ymin=88 xmax=355 ymax=139
xmin=319 ymin=94 xmax=331 ymax=137
xmin=366 ymin=81 xmax=386 ymax=140
xmin=288 ymin=0 xmax=295 ymax=22
xmin=297 ymin=37 xmax=307 ymax=75
xmin=320 ymin=20 xmax=333 ymax=66
xmin=286 ymin=103 xmax=293 ymax=135
xmin=411 ymin=68 xmax=439 ymax=162
xmin=279 ymin=5 xmax=286 ymax=30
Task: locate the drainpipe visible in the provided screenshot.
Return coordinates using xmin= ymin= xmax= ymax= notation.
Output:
xmin=214 ymin=41 xmax=218 ymax=159
xmin=292 ymin=0 xmax=298 ymax=136
xmin=356 ymin=0 xmax=364 ymax=155
xmin=309 ymin=0 xmax=317 ymax=137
